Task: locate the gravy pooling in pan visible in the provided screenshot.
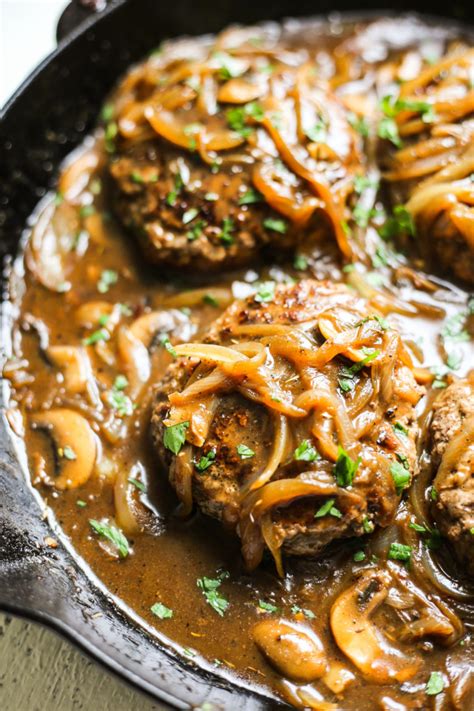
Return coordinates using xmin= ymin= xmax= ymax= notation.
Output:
xmin=3 ymin=15 xmax=474 ymax=710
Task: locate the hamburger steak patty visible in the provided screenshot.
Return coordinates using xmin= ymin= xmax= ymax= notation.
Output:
xmin=151 ymin=280 xmax=424 ymax=570
xmin=107 ymin=29 xmax=362 ymax=272
xmin=430 ymin=374 xmax=474 ymax=574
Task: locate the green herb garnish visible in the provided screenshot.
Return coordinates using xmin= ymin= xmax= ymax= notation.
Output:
xmin=97 ymin=269 xmax=118 ymax=294
xmin=238 ymin=188 xmax=263 ymax=205
xmin=388 ymin=542 xmax=412 ymax=562
xmin=128 ymin=477 xmax=146 ymax=492
xmin=163 ymin=421 xmax=190 ymax=455
xmin=263 ymin=217 xmax=287 ymax=234
xmin=334 ymin=447 xmax=360 ymax=487
xmin=425 ymin=672 xmax=444 ymax=696
xmin=151 ymin=602 xmax=173 ymax=619
xmin=294 ymin=439 xmax=319 ymax=462
xmin=314 ymin=498 xmax=342 ymax=519
xmin=237 ymin=444 xmax=255 ymax=460
xmin=89 ymin=519 xmax=130 ymax=558
xmin=197 ymin=571 xmax=230 ymax=616
xmin=257 ymin=600 xmax=278 ymax=613
xmin=195 ymin=449 xmax=216 ymax=472
xmin=219 ymin=217 xmax=235 ymax=245
xmin=390 ymin=461 xmax=411 ymax=494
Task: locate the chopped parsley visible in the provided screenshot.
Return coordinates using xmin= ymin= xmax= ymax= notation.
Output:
xmin=257 ymin=600 xmax=278 ymax=613
xmin=82 ymin=327 xmax=110 ymax=346
xmin=393 ymin=421 xmax=409 ymax=437
xmin=441 ymin=311 xmax=470 ymax=343
xmin=237 ymin=444 xmax=255 ymax=460
xmin=151 ymin=602 xmax=173 ymax=619
xmin=89 ymin=519 xmax=130 ymax=558
xmin=430 ymin=486 xmax=438 ymax=502
xmin=130 ymin=171 xmax=144 ymax=184
xmin=353 ymin=550 xmax=366 ymax=562
xmin=362 ymin=516 xmax=374 ymax=534
xmin=128 ymin=477 xmax=146 ymax=492
xmin=226 ymin=102 xmax=264 ymax=138
xmin=377 ymin=116 xmax=402 ymax=148
xmin=97 ymin=269 xmax=118 ymax=294
xmin=293 ymin=254 xmax=308 ymax=271
xmin=238 ymin=188 xmax=263 ymax=205
xmin=159 ymin=334 xmax=177 ymax=358
xmin=334 ymin=447 xmax=360 ymax=487
xmin=195 ymin=449 xmax=216 ymax=472
xmin=197 ymin=571 xmax=230 ymax=616
xmin=107 ymin=385 xmax=134 ymax=417
xmin=354 ymin=176 xmax=378 ymax=194
xmin=255 ymin=281 xmax=276 ymax=303
xmin=113 ymin=374 xmax=128 ymax=390
xmin=163 ymin=421 xmax=190 ymax=455
xmin=305 ymin=119 xmax=328 ymax=143
xmin=390 ymin=461 xmax=411 ymax=495
xmin=338 ymin=349 xmax=380 ymax=392
xmin=348 ymin=113 xmax=369 ymax=137
xmin=388 ymin=542 xmax=412 ymax=563
xmin=219 ymin=217 xmax=235 ymax=245
xmin=76 ymin=500 xmax=87 ymax=508
xmin=166 ymin=173 xmax=184 ymax=206
xmin=379 ymin=205 xmax=415 ymax=239
xmin=425 ymin=671 xmax=445 ymax=696
xmin=100 ymin=103 xmax=114 ymax=122
xmin=79 ymin=205 xmax=95 ymax=219
xmin=409 ymin=521 xmax=429 ymax=534
xmin=314 ymin=498 xmax=342 ymax=519
xmin=380 ymin=94 xmax=436 ymax=124
xmin=202 ymin=293 xmax=219 ymax=307
xmin=187 ymin=219 xmax=207 ymax=241
xmin=291 ymin=606 xmax=316 ymax=619
xmin=294 ymin=439 xmax=319 ymax=462
xmin=263 ymin=217 xmax=287 ymax=234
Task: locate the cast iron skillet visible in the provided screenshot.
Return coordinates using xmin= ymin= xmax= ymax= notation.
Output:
xmin=0 ymin=1 xmax=472 ymax=709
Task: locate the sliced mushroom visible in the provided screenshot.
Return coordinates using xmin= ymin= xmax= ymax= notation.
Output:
xmin=129 ymin=309 xmax=193 ymax=349
xmin=253 ymin=619 xmax=327 ymax=682
xmin=46 ymin=345 xmax=101 ymax=408
xmin=330 ymin=570 xmax=420 ymax=684
xmin=30 ymin=409 xmax=96 ymax=490
xmin=75 ymin=301 xmax=120 ymax=329
xmin=46 ymin=346 xmax=89 ymax=393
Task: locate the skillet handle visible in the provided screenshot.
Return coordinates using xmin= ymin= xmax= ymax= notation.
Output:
xmin=56 ymin=0 xmax=111 ymax=43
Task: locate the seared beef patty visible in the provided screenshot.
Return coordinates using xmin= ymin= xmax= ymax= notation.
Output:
xmin=151 ymin=280 xmax=424 ymax=570
xmin=107 ymin=30 xmax=362 ymax=272
xmin=430 ymin=375 xmax=474 ymax=574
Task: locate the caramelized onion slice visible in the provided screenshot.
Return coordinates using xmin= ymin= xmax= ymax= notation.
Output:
xmin=145 ymin=107 xmax=245 ymax=151
xmin=30 ymin=409 xmax=96 ymax=490
xmin=330 ymin=570 xmax=420 ymax=684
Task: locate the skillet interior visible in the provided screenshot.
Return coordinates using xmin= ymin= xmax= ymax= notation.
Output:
xmin=0 ymin=1 xmax=473 ymax=708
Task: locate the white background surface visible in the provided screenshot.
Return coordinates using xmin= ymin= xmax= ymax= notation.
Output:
xmin=0 ymin=0 xmax=67 ymax=106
